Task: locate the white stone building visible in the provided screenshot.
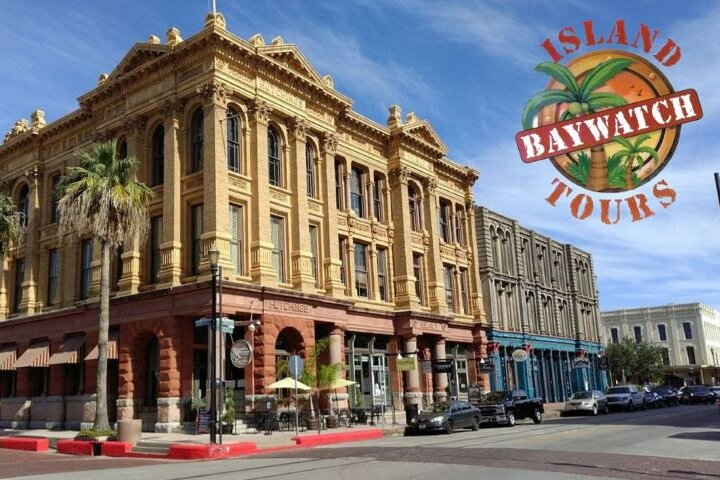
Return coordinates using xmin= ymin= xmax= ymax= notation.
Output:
xmin=601 ymin=303 xmax=720 ymax=386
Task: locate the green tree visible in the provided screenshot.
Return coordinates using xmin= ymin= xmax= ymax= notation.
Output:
xmin=608 ymin=135 xmax=660 ymax=189
xmin=0 ymin=193 xmax=23 ymax=254
xmin=522 ymin=58 xmax=632 ymax=191
xmin=299 ymin=337 xmax=343 ymax=417
xmin=57 ymin=141 xmax=153 ymax=430
xmin=606 ymin=337 xmax=665 ymax=386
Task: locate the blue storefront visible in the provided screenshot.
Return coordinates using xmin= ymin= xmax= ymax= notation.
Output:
xmin=487 ymin=331 xmax=607 ymax=402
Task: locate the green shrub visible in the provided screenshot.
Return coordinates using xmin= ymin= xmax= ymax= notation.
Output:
xmin=74 ymin=429 xmax=116 ymax=441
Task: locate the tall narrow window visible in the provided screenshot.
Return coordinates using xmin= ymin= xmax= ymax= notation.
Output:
xmin=354 ymin=242 xmax=368 ymax=298
xmin=268 ymin=127 xmax=281 ymax=187
xmin=335 ymin=161 xmax=344 ymax=210
xmin=682 ymin=322 xmax=693 ymax=340
xmin=339 ymin=236 xmax=348 ymax=285
xmin=350 ymin=166 xmax=365 ymax=217
xmin=444 ymin=264 xmax=456 ymax=312
xmin=270 ymin=215 xmax=285 ymax=282
xmin=117 ymin=139 xmax=128 ymax=159
xmin=80 ymin=239 xmax=92 ymax=299
xmin=309 ymin=225 xmax=319 ymax=286
xmin=189 ymin=204 xmax=203 ymax=275
xmin=18 ymin=185 xmax=29 ymax=228
xmin=227 ymin=108 xmax=241 ymax=173
xmin=50 ymin=175 xmax=61 ymax=224
xmin=190 ymin=108 xmax=203 ymax=173
xmin=460 ymin=268 xmax=470 ymax=314
xmin=151 ymin=125 xmax=164 ymax=186
xmin=409 ymin=185 xmax=422 ymax=231
xmin=686 ymin=346 xmax=696 ymax=364
xmin=13 ymin=258 xmax=25 ymax=312
xmin=377 ymin=247 xmax=388 ymax=301
xmin=657 ymin=324 xmax=667 ymax=341
xmin=610 ymin=327 xmax=619 ymax=344
xmin=439 ymin=200 xmax=451 ymax=242
xmin=47 ymin=249 xmax=59 ymax=306
xmin=306 ymin=144 xmax=316 ymax=198
xmin=373 ymin=175 xmax=383 ymax=221
xmin=454 ymin=207 xmax=465 ymax=246
xmin=661 ymin=348 xmax=670 ymax=366
xmin=149 ymin=216 xmax=162 ymax=283
xmin=229 ymin=204 xmax=244 ymax=275
xmin=413 ymin=253 xmax=425 ymax=305
xmin=633 ymin=325 xmax=642 ymax=343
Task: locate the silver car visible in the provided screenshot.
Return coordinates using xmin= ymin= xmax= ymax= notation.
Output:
xmin=606 ymin=385 xmax=645 ymax=411
xmin=562 ymin=390 xmax=609 ymax=416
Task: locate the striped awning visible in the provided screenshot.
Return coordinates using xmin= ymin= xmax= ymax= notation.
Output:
xmin=84 ymin=331 xmax=118 ymax=361
xmin=47 ymin=335 xmax=86 ymax=365
xmin=0 ymin=345 xmax=17 ymax=371
xmin=14 ymin=341 xmax=50 ymax=368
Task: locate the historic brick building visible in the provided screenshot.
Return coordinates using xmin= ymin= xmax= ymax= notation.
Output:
xmin=0 ymin=13 xmax=486 ymax=431
xmin=475 ymin=207 xmax=606 ymax=401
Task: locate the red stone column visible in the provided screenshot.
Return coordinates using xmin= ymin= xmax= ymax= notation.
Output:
xmin=402 ymin=336 xmax=422 ymax=409
xmin=472 ymin=328 xmax=489 ymax=391
xmin=156 ymin=319 xmax=181 ymax=432
xmin=116 ymin=335 xmax=135 ymax=421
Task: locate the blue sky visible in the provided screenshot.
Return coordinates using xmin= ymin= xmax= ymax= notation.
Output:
xmin=1 ymin=1 xmax=719 ymax=311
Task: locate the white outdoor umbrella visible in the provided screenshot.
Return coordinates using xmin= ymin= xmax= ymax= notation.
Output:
xmin=328 ymin=378 xmax=357 ymax=413
xmin=267 ymin=377 xmax=311 ymax=391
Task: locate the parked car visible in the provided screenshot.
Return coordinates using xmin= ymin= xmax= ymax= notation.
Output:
xmin=653 ymin=386 xmax=680 ymax=407
xmin=561 ymin=390 xmax=609 ymax=416
xmin=477 ymin=389 xmax=544 ymax=426
xmin=605 ymin=385 xmax=645 ymax=411
xmin=405 ymin=400 xmax=481 ymax=435
xmin=709 ymin=386 xmax=720 ymax=399
xmin=680 ymin=385 xmax=716 ymax=404
xmin=643 ymin=390 xmax=665 ymax=408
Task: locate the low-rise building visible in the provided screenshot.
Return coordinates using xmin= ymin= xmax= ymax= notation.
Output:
xmin=601 ymin=303 xmax=720 ymax=386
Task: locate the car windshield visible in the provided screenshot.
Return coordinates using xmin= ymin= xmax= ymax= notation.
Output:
xmin=483 ymin=392 xmax=510 ymax=403
xmin=607 ymin=387 xmax=630 ymax=394
xmin=422 ymin=403 xmax=450 ymax=413
xmin=571 ymin=392 xmax=592 ymax=399
xmin=690 ymin=386 xmax=709 ymax=392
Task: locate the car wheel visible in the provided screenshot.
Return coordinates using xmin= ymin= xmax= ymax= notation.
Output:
xmin=506 ymin=412 xmax=516 ymax=427
xmin=560 ymin=411 xmax=567 ymax=417
xmin=641 ymin=401 xmax=647 ymax=411
xmin=532 ymin=409 xmax=543 ymax=424
xmin=591 ymin=404 xmax=598 ymax=416
xmin=627 ymin=401 xmax=634 ymax=412
xmin=604 ymin=404 xmax=610 ymax=414
xmin=471 ymin=417 xmax=480 ymax=431
xmin=444 ymin=420 xmax=453 ymax=434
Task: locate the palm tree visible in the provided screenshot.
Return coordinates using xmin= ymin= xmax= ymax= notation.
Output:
xmin=57 ymin=141 xmax=153 ymax=430
xmin=0 ymin=193 xmax=23 ymax=254
xmin=522 ymin=58 xmax=632 ymax=192
xmin=609 ymin=135 xmax=660 ymax=190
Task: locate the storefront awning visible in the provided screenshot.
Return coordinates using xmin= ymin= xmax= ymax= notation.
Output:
xmin=0 ymin=345 xmax=17 ymax=371
xmin=14 ymin=341 xmax=50 ymax=368
xmin=84 ymin=331 xmax=118 ymax=361
xmin=47 ymin=335 xmax=86 ymax=365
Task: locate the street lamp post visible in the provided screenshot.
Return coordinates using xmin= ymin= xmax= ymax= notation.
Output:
xmin=209 ymin=245 xmax=220 ymax=445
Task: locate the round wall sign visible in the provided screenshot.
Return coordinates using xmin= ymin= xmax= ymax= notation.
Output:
xmin=229 ymin=339 xmax=253 ymax=368
xmin=511 ymin=348 xmax=529 ymax=362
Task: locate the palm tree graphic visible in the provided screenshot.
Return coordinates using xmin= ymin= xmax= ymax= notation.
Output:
xmin=522 ymin=58 xmax=632 ymax=191
xmin=609 ymin=134 xmax=660 ymax=190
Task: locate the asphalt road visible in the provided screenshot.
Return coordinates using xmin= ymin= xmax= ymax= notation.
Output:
xmin=7 ymin=403 xmax=720 ymax=480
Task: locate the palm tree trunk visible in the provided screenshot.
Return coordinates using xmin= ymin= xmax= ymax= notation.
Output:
xmin=94 ymin=240 xmax=111 ymax=430
xmin=624 ymin=163 xmax=634 ymax=190
xmin=586 ymin=145 xmax=609 ymax=192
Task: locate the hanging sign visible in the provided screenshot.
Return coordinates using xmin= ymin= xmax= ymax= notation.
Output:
xmin=431 ymin=360 xmax=455 ymax=374
xmin=229 ymin=340 xmax=253 ymax=369
xmin=512 ymin=348 xmax=529 ymax=362
xmin=396 ymin=357 xmax=416 ymax=371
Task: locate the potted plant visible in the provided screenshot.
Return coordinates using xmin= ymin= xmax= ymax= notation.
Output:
xmin=222 ymin=388 xmax=235 ymax=434
xmin=299 ymin=338 xmax=343 ymax=429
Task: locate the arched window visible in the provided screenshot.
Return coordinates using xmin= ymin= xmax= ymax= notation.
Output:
xmin=306 ymin=144 xmax=316 ymax=197
xmin=454 ymin=206 xmax=465 ymax=246
xmin=151 ymin=125 xmax=164 ymax=186
xmin=349 ymin=166 xmax=365 ymax=217
xmin=227 ymin=108 xmax=241 ymax=173
xmin=17 ymin=185 xmax=29 ymax=228
xmin=117 ymin=139 xmax=127 ymax=160
xmin=438 ymin=199 xmax=452 ymax=242
xmin=190 ymin=108 xmax=203 ymax=173
xmin=408 ymin=184 xmax=422 ymax=231
xmin=268 ymin=126 xmax=281 ymax=187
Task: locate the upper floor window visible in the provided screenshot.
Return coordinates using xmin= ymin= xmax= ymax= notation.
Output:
xmin=439 ymin=200 xmax=452 ymax=243
xmin=309 ymin=225 xmax=319 ymax=286
xmin=454 ymin=206 xmax=465 ymax=246
xmin=682 ymin=322 xmax=693 ymax=340
xmin=610 ymin=327 xmax=619 ymax=344
xmin=17 ymin=185 xmax=29 ymax=228
xmin=460 ymin=268 xmax=470 ymax=315
xmin=268 ymin=127 xmax=282 ymax=187
xmin=443 ymin=264 xmax=456 ymax=312
xmin=657 ymin=324 xmax=667 ymax=342
xmin=189 ymin=204 xmax=203 ymax=275
xmin=373 ymin=175 xmax=384 ymax=222
xmin=270 ymin=215 xmax=285 ymax=282
xmin=117 ymin=139 xmax=128 ymax=159
xmin=227 ymin=108 xmax=241 ymax=173
xmin=306 ymin=144 xmax=316 ymax=198
xmin=354 ymin=242 xmax=368 ymax=297
xmin=335 ymin=160 xmax=344 ymax=210
xmin=190 ymin=108 xmax=204 ymax=173
xmin=633 ymin=325 xmax=642 ymax=343
xmin=350 ymin=166 xmax=365 ymax=218
xmin=229 ymin=204 xmax=244 ymax=275
xmin=409 ymin=184 xmax=422 ymax=231
xmin=149 ymin=216 xmax=162 ymax=283
xmin=50 ymin=175 xmax=61 ymax=224
xmin=686 ymin=345 xmax=696 ymax=364
xmin=661 ymin=348 xmax=670 ymax=366
xmin=79 ymin=239 xmax=93 ymax=299
xmin=339 ymin=236 xmax=348 ymax=285
xmin=413 ymin=253 xmax=425 ymax=305
xmin=151 ymin=125 xmax=164 ymax=187
xmin=377 ymin=247 xmax=388 ymax=301
xmin=12 ymin=258 xmax=25 ymax=313
xmin=47 ymin=249 xmax=59 ymax=306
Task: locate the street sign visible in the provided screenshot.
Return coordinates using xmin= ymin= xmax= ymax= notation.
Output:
xmin=194 ymin=316 xmax=235 ymax=334
xmin=396 ymin=357 xmax=416 ymax=371
xmin=288 ymin=355 xmax=304 ymax=379
xmin=431 ymin=360 xmax=455 ymax=374
xmin=477 ymin=359 xmax=495 ymax=373
xmin=229 ymin=339 xmax=253 ymax=368
xmin=512 ymin=348 xmax=529 ymax=362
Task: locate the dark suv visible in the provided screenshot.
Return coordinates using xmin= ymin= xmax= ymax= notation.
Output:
xmin=653 ymin=386 xmax=680 ymax=407
xmin=680 ymin=385 xmax=715 ymax=404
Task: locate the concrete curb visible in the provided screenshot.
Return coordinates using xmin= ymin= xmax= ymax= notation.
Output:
xmin=0 ymin=436 xmax=49 ymax=452
xmin=292 ymin=428 xmax=383 ymax=446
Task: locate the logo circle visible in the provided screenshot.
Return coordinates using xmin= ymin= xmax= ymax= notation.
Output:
xmin=229 ymin=339 xmax=253 ymax=368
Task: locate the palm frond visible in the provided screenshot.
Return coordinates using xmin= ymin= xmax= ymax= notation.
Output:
xmin=607 ymin=152 xmax=626 ymax=188
xmin=611 ymin=136 xmax=634 ymax=150
xmin=637 ymin=146 xmax=661 ymax=165
xmin=586 ymin=92 xmax=627 ymax=111
xmin=0 ymin=194 xmax=23 ymax=254
xmin=534 ymin=62 xmax=580 ymax=98
xmin=521 ymin=89 xmax=575 ymax=130
xmin=579 ymin=58 xmax=633 ymax=99
xmin=632 ymin=134 xmax=652 ymax=149
xmin=567 ymin=151 xmax=590 ymax=185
